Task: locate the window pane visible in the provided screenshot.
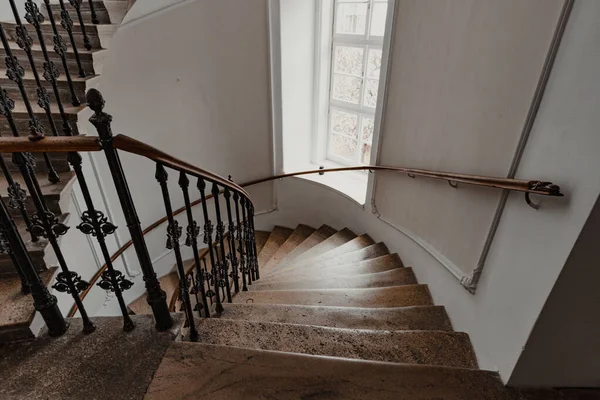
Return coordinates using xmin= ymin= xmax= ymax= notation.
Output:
xmin=336 ymin=3 xmax=368 ymax=35
xmin=370 ymin=2 xmax=388 ymax=37
xmin=334 ymin=46 xmax=365 ymax=76
xmin=366 ymin=49 xmax=382 ymax=79
xmin=331 ymin=134 xmax=358 ymax=160
xmin=361 ymin=143 xmax=372 ymax=164
xmin=332 ymin=74 xmax=362 ymax=104
xmin=331 ymin=110 xmax=358 ymax=138
xmin=362 ymin=116 xmax=374 ymax=143
xmin=364 ymin=79 xmax=379 ymax=107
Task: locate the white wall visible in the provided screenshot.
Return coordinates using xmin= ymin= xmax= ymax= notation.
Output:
xmin=121 ymin=0 xmax=186 ymax=26
xmin=81 ymin=0 xmax=275 ymax=293
xmin=0 ymin=2 xmax=16 ymax=22
xmin=261 ymin=0 xmax=600 ymax=385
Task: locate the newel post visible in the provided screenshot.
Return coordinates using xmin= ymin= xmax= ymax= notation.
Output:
xmin=86 ymin=89 xmax=173 ymax=331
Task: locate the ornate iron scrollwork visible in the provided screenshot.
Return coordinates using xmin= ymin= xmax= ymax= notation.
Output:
xmin=43 ymin=61 xmax=61 ymax=84
xmin=0 ymin=88 xmax=15 ymax=116
xmin=166 ymin=221 xmax=182 ymax=250
xmin=77 ymin=210 xmax=117 ymax=237
xmin=185 ymin=221 xmax=200 ymax=247
xmin=53 ymin=271 xmax=89 ymax=294
xmin=97 ymin=270 xmax=133 ymax=292
xmin=15 ymin=26 xmax=34 ymax=51
xmin=30 ymin=211 xmax=69 ymax=239
xmin=215 ymin=221 xmax=225 ymax=243
xmin=53 ymin=35 xmax=68 ymax=58
xmin=0 ymin=230 xmax=11 ymax=255
xmin=203 ymin=220 xmax=213 ymax=244
xmin=7 ymin=183 xmax=27 ymax=210
xmin=5 ymin=55 xmax=25 ymax=82
xmin=24 ymin=1 xmax=45 ymax=27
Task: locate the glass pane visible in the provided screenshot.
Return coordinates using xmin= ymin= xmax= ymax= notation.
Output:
xmin=334 ymin=46 xmax=365 ymax=76
xmin=333 ymin=74 xmax=362 ymax=104
xmin=331 ymin=110 xmax=358 ymax=138
xmin=336 ymin=3 xmax=368 ymax=35
xmin=361 ymin=143 xmax=372 ymax=164
xmin=362 ymin=116 xmax=374 ymax=143
xmin=370 ymin=2 xmax=388 ymax=37
xmin=366 ymin=49 xmax=382 ymax=79
xmin=364 ymin=79 xmax=379 ymax=107
xmin=331 ymin=134 xmax=358 ymax=160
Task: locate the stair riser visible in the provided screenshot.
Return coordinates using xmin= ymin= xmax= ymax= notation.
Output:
xmin=1 ymin=79 xmax=87 ymax=108
xmin=6 ymin=191 xmax=66 ymax=219
xmin=0 ymin=49 xmax=96 ymax=76
xmin=4 ymin=25 xmax=102 ymax=50
xmin=0 ymin=112 xmax=81 ymax=137
xmin=0 ymin=250 xmax=46 ymax=274
xmin=43 ymin=6 xmax=111 ymax=25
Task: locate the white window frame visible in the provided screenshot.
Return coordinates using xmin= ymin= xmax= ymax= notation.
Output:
xmin=313 ymin=0 xmax=390 ymax=166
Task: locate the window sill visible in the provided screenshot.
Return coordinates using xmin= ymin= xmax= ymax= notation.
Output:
xmin=284 ymin=160 xmax=368 ymax=205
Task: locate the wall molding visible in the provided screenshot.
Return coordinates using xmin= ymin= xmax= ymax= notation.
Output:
xmin=370 ymin=0 xmax=574 ymax=294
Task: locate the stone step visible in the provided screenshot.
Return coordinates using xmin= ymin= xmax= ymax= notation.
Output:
xmin=275 ymin=224 xmax=337 ymax=265
xmin=128 ymin=271 xmax=181 ymax=315
xmin=288 ymin=233 xmax=375 ymax=267
xmin=3 ymin=22 xmax=104 ymax=50
xmin=147 ymin=343 xmax=509 ymax=400
xmin=216 ymin=303 xmax=452 ymax=331
xmin=43 ymin=2 xmax=112 ymax=25
xmin=262 ymin=224 xmax=314 ymax=272
xmin=232 ymin=285 xmax=433 ymax=308
xmin=0 ymin=101 xmax=83 ymax=138
xmin=252 ymin=268 xmax=417 ymax=291
xmin=267 ymin=242 xmax=390 ymax=277
xmin=256 ymin=225 xmax=293 ymax=266
xmin=0 ymin=213 xmax=69 ymax=274
xmin=0 ymin=40 xmax=100 ymax=76
xmin=291 ymin=227 xmax=356 ymax=262
xmin=259 ymin=253 xmax=404 ymax=283
xmin=254 ymin=230 xmax=270 ymax=254
xmin=0 ymin=267 xmax=57 ymax=343
xmin=194 ymin=318 xmax=478 ymax=368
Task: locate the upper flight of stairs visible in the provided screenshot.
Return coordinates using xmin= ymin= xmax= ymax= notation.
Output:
xmin=0 ymin=0 xmax=130 ymax=343
xmin=132 ymin=223 xmax=528 ymax=399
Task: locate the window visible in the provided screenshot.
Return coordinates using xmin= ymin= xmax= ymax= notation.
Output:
xmin=326 ymin=0 xmax=388 ymax=165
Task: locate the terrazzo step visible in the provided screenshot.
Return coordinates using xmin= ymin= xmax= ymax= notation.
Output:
xmin=0 ymin=267 xmax=57 ymax=343
xmin=0 ymin=171 xmax=76 ymax=217
xmin=147 ymin=343 xmax=510 ymax=400
xmin=259 ymin=253 xmax=404 ymax=283
xmin=254 ymin=230 xmax=270 ymax=254
xmin=44 ymin=2 xmax=112 ymax=24
xmin=215 ymin=303 xmax=452 ymax=331
xmin=194 ymin=318 xmax=478 ymax=368
xmin=289 ymin=233 xmax=375 ymax=267
xmin=266 ymin=242 xmax=390 ymax=277
xmin=256 ymin=226 xmax=293 ymax=266
xmin=262 ymin=224 xmax=314 ymax=272
xmin=232 ymin=285 xmax=433 ymax=308
xmin=289 ymin=227 xmax=356 ymax=262
xmin=252 ymin=268 xmax=417 ymax=291
xmin=0 ymin=41 xmax=100 ymax=76
xmin=128 ymin=271 xmax=181 ymax=315
xmin=0 ymin=214 xmax=69 ymax=274
xmin=4 ymin=22 xmax=104 ymax=50
xmin=0 ymin=68 xmax=97 ymax=107
xmin=275 ymin=224 xmax=337 ymax=265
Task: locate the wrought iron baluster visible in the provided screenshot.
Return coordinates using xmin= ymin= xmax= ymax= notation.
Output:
xmin=240 ymin=196 xmax=252 ymax=286
xmin=0 ymin=228 xmax=30 ymax=294
xmin=212 ymin=182 xmax=232 ymax=303
xmin=178 ymin=171 xmax=210 ymax=318
xmin=232 ymin=189 xmax=248 ymax=291
xmin=202 ymin=258 xmax=214 ymax=305
xmin=42 ymin=0 xmax=81 ymax=106
xmin=248 ymin=203 xmax=260 ymax=280
xmin=24 ymin=0 xmax=74 ymax=135
xmin=8 ymin=0 xmax=61 ymax=141
xmin=86 ymin=89 xmax=173 ymax=331
xmin=58 ymin=0 xmax=88 ymax=74
xmin=87 ymin=0 xmax=100 ymax=24
xmin=13 ymin=151 xmax=95 ymax=334
xmin=197 ymin=177 xmax=223 ymax=313
xmin=0 ymin=194 xmax=67 ymax=336
xmin=155 ymin=163 xmax=198 ymax=341
xmin=223 ymin=181 xmax=240 ymax=293
xmin=67 ymin=151 xmax=134 ymax=331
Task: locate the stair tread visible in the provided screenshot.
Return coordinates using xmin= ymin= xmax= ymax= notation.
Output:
xmin=9 ymin=100 xmax=87 ymax=116
xmin=290 ymin=233 xmax=375 ymax=267
xmin=147 ymin=342 xmax=508 ymax=400
xmin=252 ymin=267 xmax=417 ymax=290
xmin=268 ymin=242 xmax=389 ymax=277
xmin=0 ymin=267 xmax=57 ymax=342
xmin=128 ymin=271 xmax=180 ymax=315
xmin=194 ymin=318 xmax=478 ymax=368
xmin=233 ymin=285 xmax=433 ymax=308
xmin=257 ymin=226 xmax=293 ymax=266
xmin=276 ymin=224 xmax=337 ymax=264
xmin=0 ymin=68 xmax=97 ymax=83
xmin=290 ymin=227 xmax=356 ymax=262
xmin=262 ymin=224 xmax=315 ymax=271
xmin=259 ymin=253 xmax=404 ymax=283
xmin=216 ymin=303 xmax=452 ymax=331
xmin=0 ymin=171 xmax=76 ymax=199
